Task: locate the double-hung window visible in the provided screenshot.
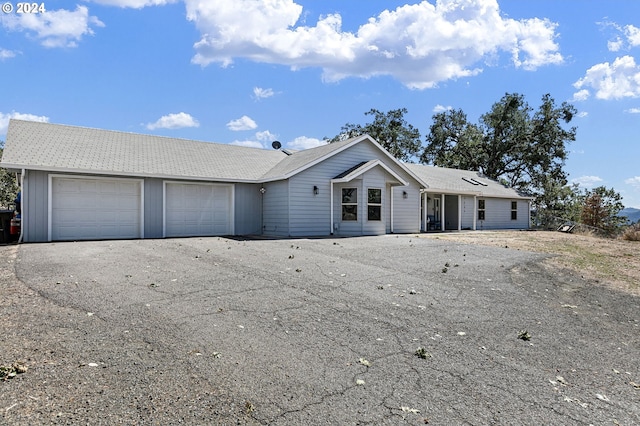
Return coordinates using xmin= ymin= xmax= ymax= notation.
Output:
xmin=511 ymin=201 xmax=518 ymax=220
xmin=478 ymin=199 xmax=485 ymax=221
xmin=342 ymin=188 xmax=358 ymax=221
xmin=367 ymin=188 xmax=382 ymax=221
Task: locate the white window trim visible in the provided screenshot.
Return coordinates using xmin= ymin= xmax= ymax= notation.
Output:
xmin=367 ymin=187 xmax=382 ymax=222
xmin=341 ymin=187 xmax=358 ymax=222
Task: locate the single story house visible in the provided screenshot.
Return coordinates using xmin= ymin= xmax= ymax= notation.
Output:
xmin=0 ymin=120 xmax=531 ymax=242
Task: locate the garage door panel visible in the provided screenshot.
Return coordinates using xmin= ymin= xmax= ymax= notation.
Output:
xmin=165 ymin=183 xmax=232 ymax=237
xmin=51 ymin=177 xmax=142 ymax=241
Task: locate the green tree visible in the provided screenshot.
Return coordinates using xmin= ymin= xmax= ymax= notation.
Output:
xmin=327 ymin=108 xmax=422 ymax=161
xmin=580 ymin=186 xmax=626 ymax=235
xmin=421 ymin=93 xmax=577 ymax=219
xmin=0 ymin=140 xmax=19 ymax=209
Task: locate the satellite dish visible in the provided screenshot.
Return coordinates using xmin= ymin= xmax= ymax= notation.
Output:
xmin=271 ymin=141 xmax=282 ymax=150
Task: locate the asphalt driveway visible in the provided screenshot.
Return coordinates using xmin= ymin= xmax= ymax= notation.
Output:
xmin=1 ymin=235 xmax=639 ymax=425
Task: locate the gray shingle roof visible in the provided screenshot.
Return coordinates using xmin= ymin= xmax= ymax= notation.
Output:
xmin=404 ymin=163 xmax=531 ymax=199
xmin=1 ymin=120 xmax=287 ymax=182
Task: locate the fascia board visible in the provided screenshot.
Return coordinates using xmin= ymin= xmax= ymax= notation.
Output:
xmin=2 ymin=164 xmax=260 ymax=184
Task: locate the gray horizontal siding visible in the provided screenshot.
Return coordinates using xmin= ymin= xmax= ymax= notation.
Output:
xmin=235 ymin=183 xmax=262 ymax=235
xmin=262 ymin=180 xmax=289 ymax=237
xmin=477 ymin=198 xmax=529 ymax=230
xmin=23 ymin=169 xmax=48 ymax=243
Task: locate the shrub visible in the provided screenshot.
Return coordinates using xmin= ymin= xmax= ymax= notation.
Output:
xmin=621 ymin=223 xmax=640 ymax=242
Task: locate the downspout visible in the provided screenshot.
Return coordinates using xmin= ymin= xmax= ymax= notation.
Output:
xmin=18 ymin=169 xmax=25 ymax=243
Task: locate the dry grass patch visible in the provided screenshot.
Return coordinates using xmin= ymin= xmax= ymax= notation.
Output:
xmin=420 ymin=230 xmax=640 ymax=295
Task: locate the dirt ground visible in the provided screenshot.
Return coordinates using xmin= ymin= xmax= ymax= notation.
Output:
xmin=419 ymin=230 xmax=640 ymax=296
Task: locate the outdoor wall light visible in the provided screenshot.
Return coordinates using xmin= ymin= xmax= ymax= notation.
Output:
xmin=313 ymin=185 xmax=319 ymax=195
xmin=403 ymin=191 xmax=408 ymax=199
xmin=260 ymin=187 xmax=266 ymax=194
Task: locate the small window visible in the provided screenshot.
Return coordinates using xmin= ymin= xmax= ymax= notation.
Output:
xmin=478 ymin=199 xmax=485 ymax=221
xmin=342 ymin=188 xmax=358 ymax=221
xmin=511 ymin=201 xmax=518 ymax=220
xmin=367 ymin=188 xmax=382 ymax=221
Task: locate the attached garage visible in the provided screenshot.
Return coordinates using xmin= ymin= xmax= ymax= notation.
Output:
xmin=164 ymin=182 xmax=234 ymax=237
xmin=49 ymin=175 xmax=143 ymax=241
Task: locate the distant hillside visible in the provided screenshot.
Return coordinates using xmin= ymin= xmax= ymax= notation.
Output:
xmin=620 ymin=207 xmax=640 ymax=224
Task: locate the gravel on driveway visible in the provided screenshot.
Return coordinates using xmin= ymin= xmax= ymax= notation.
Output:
xmin=1 ymin=235 xmax=638 ymax=425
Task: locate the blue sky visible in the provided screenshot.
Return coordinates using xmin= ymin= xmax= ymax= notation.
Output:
xmin=1 ymin=0 xmax=639 ymax=208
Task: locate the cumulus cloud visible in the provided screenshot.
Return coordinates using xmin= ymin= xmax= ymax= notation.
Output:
xmin=433 ymin=104 xmax=453 ymax=113
xmin=625 ymin=107 xmax=640 ymax=114
xmin=184 ymin=0 xmax=563 ymax=89
xmin=287 ymin=136 xmax=326 ymax=150
xmin=573 ymin=55 xmax=640 ymax=100
xmin=255 ymin=130 xmax=277 ymax=142
xmin=1 ymin=6 xmax=104 ymax=48
xmin=90 ymin=0 xmax=178 ymax=8
xmin=625 ymin=176 xmax=640 ymax=188
xmin=0 ymin=48 xmax=17 ymax=60
xmin=571 ymin=175 xmax=603 ymax=188
xmin=146 ymin=112 xmax=199 ymax=130
xmin=0 ymin=111 xmax=50 ymax=135
xmin=253 ymin=87 xmax=275 ymax=100
xmin=226 ymin=115 xmax=257 ymax=131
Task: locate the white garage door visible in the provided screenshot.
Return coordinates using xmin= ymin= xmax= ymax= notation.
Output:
xmin=165 ymin=183 xmax=233 ymax=237
xmin=51 ymin=176 xmax=143 ymax=241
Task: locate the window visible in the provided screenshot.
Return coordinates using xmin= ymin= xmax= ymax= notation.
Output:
xmin=342 ymin=188 xmax=358 ymax=221
xmin=367 ymin=188 xmax=382 ymax=221
xmin=511 ymin=201 xmax=518 ymax=220
xmin=478 ymin=199 xmax=485 ymax=221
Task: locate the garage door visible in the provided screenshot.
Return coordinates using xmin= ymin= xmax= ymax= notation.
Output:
xmin=51 ymin=176 xmax=143 ymax=241
xmin=165 ymin=183 xmax=233 ymax=237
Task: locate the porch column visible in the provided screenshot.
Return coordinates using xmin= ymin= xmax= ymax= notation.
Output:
xmin=330 ymin=181 xmax=334 ymax=235
xmin=473 ymin=195 xmax=477 ymax=231
xmin=422 ymin=192 xmax=427 ymax=232
xmin=458 ymin=194 xmax=462 ymax=231
xmin=390 ymin=186 xmax=394 ymax=233
xmin=440 ymin=193 xmax=445 ymax=231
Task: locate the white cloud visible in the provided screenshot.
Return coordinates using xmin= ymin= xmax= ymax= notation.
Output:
xmin=1 ymin=6 xmax=104 ymax=48
xmin=0 ymin=48 xmax=17 ymax=60
xmin=625 ymin=107 xmax=640 ymax=114
xmin=571 ymin=175 xmax=603 ymax=188
xmin=146 ymin=112 xmax=199 ymax=130
xmin=625 ymin=176 xmax=640 ymax=189
xmin=576 ymin=111 xmax=588 ymax=118
xmin=89 ymin=0 xmax=178 ymax=8
xmin=433 ymin=104 xmax=452 ymax=113
xmin=571 ymin=89 xmax=590 ymax=102
xmin=573 ymin=55 xmax=640 ymax=100
xmin=253 ymin=87 xmax=275 ymax=100
xmin=229 ymin=140 xmax=264 ymax=149
xmin=625 ymin=24 xmax=640 ymax=47
xmin=287 ymin=136 xmax=326 ymax=150
xmin=608 ymin=37 xmax=624 ymax=52
xmin=185 ymin=0 xmax=563 ymax=89
xmin=0 ymin=111 xmax=50 ymax=135
xmin=255 ymin=130 xmax=277 ymax=142
xmin=226 ymin=115 xmax=257 ymax=131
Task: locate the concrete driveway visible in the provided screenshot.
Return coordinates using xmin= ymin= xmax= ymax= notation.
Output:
xmin=2 ymin=235 xmax=639 ymax=425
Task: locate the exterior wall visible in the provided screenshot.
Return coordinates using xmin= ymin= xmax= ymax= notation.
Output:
xmin=444 ymin=195 xmax=459 ymax=230
xmin=476 ymin=198 xmax=529 ymax=230
xmin=289 ymin=140 xmax=422 ymax=237
xmin=234 ymin=183 xmax=262 ymax=235
xmin=391 ymin=184 xmax=421 ymax=233
xmin=262 ymin=180 xmax=289 ymax=237
xmin=22 ymin=169 xmax=49 ymax=243
xmin=461 ymin=195 xmax=475 ymax=229
xmin=144 ymin=178 xmax=163 ymax=238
